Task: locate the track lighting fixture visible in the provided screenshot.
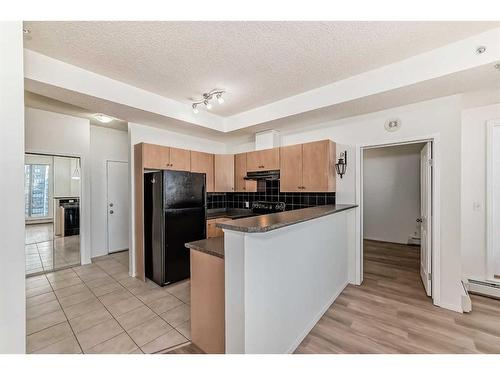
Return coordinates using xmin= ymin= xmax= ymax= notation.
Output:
xmin=192 ymin=89 xmax=225 ymax=113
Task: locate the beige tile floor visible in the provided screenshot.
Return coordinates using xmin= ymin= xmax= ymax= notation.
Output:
xmin=26 ymin=250 xmax=191 ymax=354
xmin=25 ymin=223 xmax=80 ymax=275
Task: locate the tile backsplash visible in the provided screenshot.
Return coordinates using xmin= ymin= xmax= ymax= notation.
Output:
xmin=207 ymin=180 xmax=335 ymax=211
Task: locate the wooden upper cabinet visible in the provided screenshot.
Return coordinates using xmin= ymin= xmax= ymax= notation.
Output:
xmin=302 ymin=140 xmax=336 ymax=192
xmin=191 ymin=151 xmax=215 ymax=192
xmin=142 ymin=143 xmax=170 ymax=169
xmin=214 ymin=154 xmax=234 ymax=192
xmin=234 ymin=153 xmax=257 ymax=192
xmin=141 ymin=143 xmax=190 ymax=171
xmin=280 ymin=140 xmax=336 ymax=192
xmin=280 ymin=144 xmax=303 ymax=192
xmin=246 ymin=148 xmax=280 ymax=172
xmin=168 ymin=147 xmax=191 ymax=171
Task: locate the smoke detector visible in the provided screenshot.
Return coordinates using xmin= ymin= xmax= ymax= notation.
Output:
xmin=384 ymin=119 xmax=401 ymax=132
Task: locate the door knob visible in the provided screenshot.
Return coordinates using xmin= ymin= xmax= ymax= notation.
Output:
xmin=109 ymin=210 xmax=114 ymax=214
xmin=109 ymin=203 xmax=114 ymax=207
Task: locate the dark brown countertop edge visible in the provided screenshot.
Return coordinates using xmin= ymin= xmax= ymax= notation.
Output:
xmin=185 ymin=236 xmax=224 ymax=259
xmin=216 ymin=204 xmax=358 ymax=233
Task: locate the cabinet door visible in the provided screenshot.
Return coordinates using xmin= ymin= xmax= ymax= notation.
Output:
xmin=215 ymin=154 xmax=235 ymax=192
xmin=142 ymin=143 xmax=170 ymax=169
xmin=302 ymin=140 xmax=335 ymax=192
xmin=280 ymin=144 xmax=303 ymax=192
xmin=246 ymin=148 xmax=280 ymax=172
xmin=206 ymin=219 xmax=217 ymax=238
xmin=168 ymin=147 xmax=191 ymax=171
xmin=215 ymin=218 xmax=231 ymax=237
xmin=234 ymin=153 xmax=257 ymax=192
xmin=261 ymin=148 xmax=280 ymax=170
xmin=191 ymin=151 xmax=215 ymax=192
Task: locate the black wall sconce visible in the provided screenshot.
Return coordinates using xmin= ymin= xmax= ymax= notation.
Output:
xmin=335 ymin=151 xmax=347 ymax=179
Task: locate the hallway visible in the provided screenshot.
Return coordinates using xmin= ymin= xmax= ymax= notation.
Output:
xmin=295 ymin=240 xmax=500 ymax=353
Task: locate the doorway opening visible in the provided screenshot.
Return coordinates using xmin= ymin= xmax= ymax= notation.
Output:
xmin=361 ymin=141 xmax=433 ymax=299
xmin=25 ymin=153 xmax=81 ymax=276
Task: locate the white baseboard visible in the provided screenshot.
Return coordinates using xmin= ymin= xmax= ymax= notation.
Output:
xmin=465 ymin=279 xmax=500 ymax=299
xmin=285 ymin=280 xmax=349 ymax=354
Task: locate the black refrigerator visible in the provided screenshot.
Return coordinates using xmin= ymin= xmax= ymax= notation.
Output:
xmin=144 ymin=170 xmax=206 ymax=286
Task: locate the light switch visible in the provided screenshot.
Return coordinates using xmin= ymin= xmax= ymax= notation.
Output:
xmin=245 ymin=201 xmax=249 ymax=208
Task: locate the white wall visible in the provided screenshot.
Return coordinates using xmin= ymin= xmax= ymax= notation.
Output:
xmin=90 ymin=126 xmax=129 ymax=258
xmin=25 ymin=107 xmax=92 ymax=264
xmin=53 ymin=156 xmax=81 ymax=198
xmin=363 ymin=144 xmax=423 ymax=244
xmin=461 ymin=103 xmax=500 ymax=281
xmin=228 ymin=95 xmax=463 ymax=311
xmin=0 ymin=21 xmax=26 ymax=353
xmin=224 ymin=210 xmax=351 ymax=353
xmin=128 ymin=122 xmax=226 ymax=276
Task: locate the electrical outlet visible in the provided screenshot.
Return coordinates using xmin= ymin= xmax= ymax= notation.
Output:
xmin=245 ymin=201 xmax=250 ymax=208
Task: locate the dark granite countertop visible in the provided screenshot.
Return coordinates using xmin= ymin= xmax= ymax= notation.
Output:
xmin=206 ymin=208 xmax=257 ymax=220
xmin=216 ymin=204 xmax=357 ymax=233
xmin=185 ymin=236 xmax=224 ymax=259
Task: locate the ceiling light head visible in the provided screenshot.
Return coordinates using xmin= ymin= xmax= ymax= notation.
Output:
xmin=192 ymin=89 xmax=226 ymax=114
xmin=476 ymin=46 xmax=487 ymax=55
xmin=93 ymin=113 xmax=113 ymax=123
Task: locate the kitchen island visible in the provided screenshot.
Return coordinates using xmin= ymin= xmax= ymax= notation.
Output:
xmin=186 ymin=203 xmax=357 ymax=354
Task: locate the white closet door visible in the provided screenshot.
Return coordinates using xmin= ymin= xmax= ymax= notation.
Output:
xmin=489 ymin=123 xmax=500 ymax=278
xmin=420 ymin=142 xmax=432 ymax=296
xmin=107 ymin=161 xmax=129 ymax=253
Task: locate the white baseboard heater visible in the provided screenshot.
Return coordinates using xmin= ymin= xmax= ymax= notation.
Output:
xmin=465 ymin=278 xmax=500 ymax=300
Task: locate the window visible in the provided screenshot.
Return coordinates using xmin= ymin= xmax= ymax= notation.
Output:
xmin=25 ymin=164 xmax=50 ymax=218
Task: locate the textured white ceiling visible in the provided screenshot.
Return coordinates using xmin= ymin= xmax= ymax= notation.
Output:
xmin=23 ymin=21 xmax=499 ymax=116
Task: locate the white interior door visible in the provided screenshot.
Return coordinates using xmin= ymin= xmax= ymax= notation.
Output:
xmin=420 ymin=143 xmax=432 ymax=296
xmin=107 ymin=161 xmax=129 ymax=253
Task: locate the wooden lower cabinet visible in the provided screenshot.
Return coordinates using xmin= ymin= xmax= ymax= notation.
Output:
xmin=207 ymin=218 xmax=231 ymax=238
xmin=190 ymin=250 xmax=225 ymax=353
xmin=206 ymin=219 xmax=217 ymax=238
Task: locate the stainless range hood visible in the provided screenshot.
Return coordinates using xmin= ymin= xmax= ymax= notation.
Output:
xmin=244 ymin=170 xmax=280 ymax=181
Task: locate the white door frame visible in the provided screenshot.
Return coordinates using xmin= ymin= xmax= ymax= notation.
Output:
xmin=355 ymin=133 xmax=441 ymax=307
xmin=486 ymin=120 xmax=500 ymax=281
xmin=106 ymin=160 xmax=129 ymax=254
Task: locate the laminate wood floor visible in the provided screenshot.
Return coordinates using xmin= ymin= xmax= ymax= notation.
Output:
xmin=295 ymin=240 xmax=500 ymax=354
